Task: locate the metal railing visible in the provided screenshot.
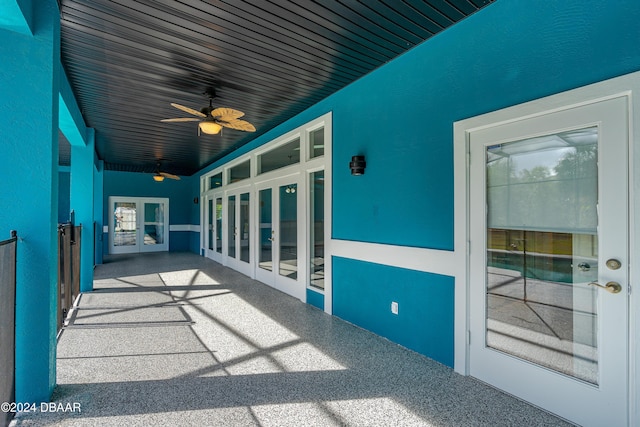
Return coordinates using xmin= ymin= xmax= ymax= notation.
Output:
xmin=0 ymin=231 xmax=17 ymax=427
xmin=58 ymin=223 xmax=81 ymax=331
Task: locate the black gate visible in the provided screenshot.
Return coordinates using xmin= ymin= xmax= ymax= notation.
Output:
xmin=0 ymin=231 xmax=17 ymax=427
xmin=58 ymin=223 xmax=81 ymax=331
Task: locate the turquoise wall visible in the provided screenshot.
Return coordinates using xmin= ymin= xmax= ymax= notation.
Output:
xmin=103 ymin=171 xmax=199 ymax=253
xmin=333 ymin=257 xmax=454 ymax=366
xmin=58 ymin=170 xmax=71 ymax=223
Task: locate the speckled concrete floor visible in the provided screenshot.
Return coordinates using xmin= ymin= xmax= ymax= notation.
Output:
xmin=12 ymin=252 xmax=573 ymax=426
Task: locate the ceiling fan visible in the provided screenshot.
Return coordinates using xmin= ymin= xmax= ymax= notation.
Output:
xmin=152 ymin=162 xmax=180 ymax=182
xmin=161 ymin=89 xmax=256 ymax=135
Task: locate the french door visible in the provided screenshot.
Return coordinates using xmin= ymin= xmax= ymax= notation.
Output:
xmin=468 ymin=96 xmax=629 ymax=426
xmin=109 ymin=197 xmax=169 ymax=254
xmin=204 ymin=193 xmax=223 ymax=263
xmin=255 ymin=175 xmax=305 ymax=301
xmin=225 ymin=189 xmax=252 ymax=276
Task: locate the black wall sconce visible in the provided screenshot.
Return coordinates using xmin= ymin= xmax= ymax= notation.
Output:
xmin=349 ymin=155 xmax=366 ymax=175
xmin=193 ymin=197 xmax=199 ymax=204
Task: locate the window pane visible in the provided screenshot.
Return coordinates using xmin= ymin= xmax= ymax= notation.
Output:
xmin=309 ymin=127 xmax=324 ymax=158
xmin=209 ymin=172 xmax=223 ymax=189
xmin=279 ymin=184 xmax=297 ymax=279
xmin=144 ymin=202 xmax=164 ymax=245
xmin=113 ymin=202 xmax=136 ymax=246
xmin=259 ymin=189 xmax=273 ymax=271
xmin=258 ymin=138 xmax=300 ymax=174
xmin=228 ymin=195 xmax=236 ymax=258
xmin=309 ymin=171 xmax=324 ymax=289
xmin=486 ymin=127 xmax=599 ymax=384
xmin=240 ymin=193 xmax=250 ymax=263
xmin=216 ymin=198 xmax=223 ymax=254
xmin=229 ymin=160 xmax=250 ymax=183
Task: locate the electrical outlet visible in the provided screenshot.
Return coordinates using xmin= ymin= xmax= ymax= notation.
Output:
xmin=391 ymin=301 xmax=399 ymax=315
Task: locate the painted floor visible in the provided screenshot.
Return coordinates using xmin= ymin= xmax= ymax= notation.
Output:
xmin=12 ymin=252 xmax=573 ymax=426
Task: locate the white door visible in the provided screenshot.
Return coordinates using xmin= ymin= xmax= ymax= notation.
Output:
xmin=255 ymin=176 xmax=305 ymax=301
xmin=225 ymin=189 xmax=252 ymax=276
xmin=468 ymin=96 xmax=629 ymax=426
xmin=109 ymin=197 xmax=169 ymax=254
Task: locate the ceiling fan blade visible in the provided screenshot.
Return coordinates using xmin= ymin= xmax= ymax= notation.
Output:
xmin=160 ymin=117 xmax=202 ymax=122
xmin=211 ymin=107 xmax=244 ymax=120
xmin=220 ymin=119 xmax=256 ymax=132
xmin=159 ymin=171 xmax=181 ymax=180
xmin=170 ymin=103 xmax=206 ymax=118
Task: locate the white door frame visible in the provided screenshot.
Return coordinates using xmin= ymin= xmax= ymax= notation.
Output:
xmin=224 ymin=186 xmax=253 ymax=277
xmin=108 ymin=196 xmax=169 ymax=254
xmin=254 ymin=173 xmax=306 ymax=301
xmin=454 ymin=71 xmax=640 ymax=426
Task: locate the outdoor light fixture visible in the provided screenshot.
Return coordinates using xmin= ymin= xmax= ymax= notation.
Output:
xmin=153 ymin=174 xmax=165 ymax=182
xmin=349 ymin=155 xmax=366 ymax=175
xmin=199 ymin=119 xmax=223 ymax=135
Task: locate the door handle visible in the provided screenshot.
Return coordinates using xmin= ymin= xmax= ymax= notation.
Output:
xmin=588 ymin=281 xmax=622 ymax=294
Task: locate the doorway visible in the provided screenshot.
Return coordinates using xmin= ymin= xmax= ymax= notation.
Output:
xmin=109 ymin=197 xmax=169 ymax=254
xmin=255 ymin=175 xmax=304 ymax=301
xmin=466 ymin=96 xmax=629 ymax=426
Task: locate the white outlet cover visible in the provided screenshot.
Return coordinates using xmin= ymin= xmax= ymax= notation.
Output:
xmin=391 ymin=301 xmax=399 ymax=315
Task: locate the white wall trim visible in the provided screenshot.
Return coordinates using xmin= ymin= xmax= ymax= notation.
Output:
xmin=169 ymin=224 xmax=200 ymax=232
xmin=104 ymin=224 xmax=200 ymax=233
xmin=331 ymin=239 xmax=456 ymax=278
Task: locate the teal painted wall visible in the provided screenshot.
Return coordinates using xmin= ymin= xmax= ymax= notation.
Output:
xmin=333 ymin=257 xmax=454 ymax=366
xmin=58 ymin=170 xmax=70 ymax=223
xmin=306 ymin=288 xmax=324 ymax=311
xmin=103 ymin=171 xmax=198 ymax=253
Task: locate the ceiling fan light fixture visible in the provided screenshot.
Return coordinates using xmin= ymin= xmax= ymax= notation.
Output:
xmin=199 ymin=120 xmax=222 ymax=134
xmin=153 ymin=174 xmax=165 ymax=182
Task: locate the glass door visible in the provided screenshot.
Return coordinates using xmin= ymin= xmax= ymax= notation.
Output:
xmin=255 ymin=176 xmax=304 ymax=300
xmin=204 ymin=193 xmax=223 ymax=263
xmin=468 ymin=97 xmax=629 ymax=426
xmin=109 ymin=197 xmax=169 ymax=254
xmin=225 ymin=189 xmax=252 ymax=276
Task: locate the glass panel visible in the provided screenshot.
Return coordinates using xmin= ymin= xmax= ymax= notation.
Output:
xmin=240 ymin=193 xmax=250 ymax=263
xmin=113 ymin=202 xmax=137 ymax=246
xmin=258 ymin=138 xmax=300 ymax=174
xmin=208 ymin=199 xmax=214 ymax=251
xmin=209 ymin=172 xmax=223 ymax=190
xmin=485 ymin=127 xmax=599 ymax=384
xmin=215 ymin=198 xmax=223 ymax=254
xmin=259 ymin=189 xmax=273 ymax=272
xmin=228 ymin=195 xmax=236 ymax=258
xmin=229 ymin=160 xmax=251 ymax=183
xmin=279 ymin=184 xmax=297 ymax=280
xmin=309 ymin=127 xmax=324 ymax=158
xmin=143 ymin=202 xmax=165 ymax=245
xmin=309 ymin=171 xmax=324 ymax=289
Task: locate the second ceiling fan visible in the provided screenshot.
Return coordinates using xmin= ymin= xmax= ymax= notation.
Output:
xmin=161 ymin=89 xmax=256 ymax=135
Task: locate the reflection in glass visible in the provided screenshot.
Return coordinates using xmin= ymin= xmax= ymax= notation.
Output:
xmin=279 ymin=184 xmax=297 ymax=279
xmin=215 ymin=198 xmax=222 ymax=254
xmin=228 ymin=195 xmax=236 ymax=258
xmin=143 ymin=202 xmax=164 ymax=245
xmin=208 ymin=199 xmax=214 ymax=250
xmin=209 ymin=172 xmax=223 ymax=189
xmin=309 ymin=127 xmax=324 ymax=158
xmin=240 ymin=193 xmax=250 ymax=263
xmin=259 ymin=189 xmax=273 ymax=271
xmin=113 ymin=202 xmax=136 ymax=246
xmin=309 ymin=171 xmax=324 ymax=289
xmin=485 ymin=127 xmax=599 ymax=384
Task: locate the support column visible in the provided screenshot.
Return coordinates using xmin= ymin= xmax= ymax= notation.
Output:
xmin=0 ymin=0 xmax=60 ymax=403
xmin=70 ymin=129 xmax=95 ymax=292
xmin=94 ymin=159 xmax=104 ymax=265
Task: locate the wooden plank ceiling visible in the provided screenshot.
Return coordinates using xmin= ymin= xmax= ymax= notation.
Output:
xmin=59 ymin=0 xmax=493 ymax=176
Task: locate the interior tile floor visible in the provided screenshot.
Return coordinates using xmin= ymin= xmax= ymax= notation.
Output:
xmin=12 ymin=252 xmax=573 ymax=426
